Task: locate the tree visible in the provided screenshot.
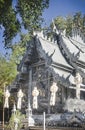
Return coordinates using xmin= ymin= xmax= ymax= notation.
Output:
xmin=0 ymin=0 xmax=49 ymax=47
xmin=0 ymin=53 xmax=17 ymax=105
xmin=0 ymin=0 xmax=20 ymax=47
xmin=54 ymin=16 xmax=66 ymax=31
xmin=82 ymin=14 xmax=85 ymax=34
xmin=73 ymin=12 xmax=82 ymax=29
xmin=66 ymin=15 xmax=73 ymax=36
xmin=50 ymin=12 xmax=85 ymax=36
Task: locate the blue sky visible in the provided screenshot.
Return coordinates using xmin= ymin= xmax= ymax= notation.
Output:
xmin=43 ymin=0 xmax=85 ymax=25
xmin=0 ymin=0 xmax=85 ymax=55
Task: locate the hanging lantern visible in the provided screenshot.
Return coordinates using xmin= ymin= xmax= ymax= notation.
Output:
xmin=17 ymin=89 xmax=24 ymax=110
xmin=74 ymin=72 xmax=82 ymax=99
xmin=4 ymin=89 xmax=10 ymax=108
xmin=50 ymin=82 xmax=58 ymax=106
xmin=32 ymin=87 xmax=39 ymax=109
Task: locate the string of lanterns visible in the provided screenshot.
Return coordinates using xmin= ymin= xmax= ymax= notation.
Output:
xmin=4 ymin=89 xmax=24 ymax=110
xmin=4 ymin=82 xmax=58 ymax=110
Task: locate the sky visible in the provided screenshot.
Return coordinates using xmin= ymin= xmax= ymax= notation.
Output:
xmin=43 ymin=0 xmax=85 ymax=25
xmin=0 ymin=0 xmax=85 ymax=55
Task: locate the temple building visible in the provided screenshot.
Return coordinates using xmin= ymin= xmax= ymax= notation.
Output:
xmin=10 ymin=23 xmax=85 ymax=114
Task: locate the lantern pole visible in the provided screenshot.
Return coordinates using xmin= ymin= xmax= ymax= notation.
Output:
xmin=2 ymin=85 xmax=5 ymax=130
xmin=2 ymin=83 xmax=6 ymax=130
xmin=43 ymin=112 xmax=45 ymax=130
xmin=27 ymin=68 xmax=35 ymax=126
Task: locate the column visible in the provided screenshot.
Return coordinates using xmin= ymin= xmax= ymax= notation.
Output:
xmin=28 ymin=68 xmax=32 ymax=103
xmin=27 ymin=67 xmax=35 ymax=126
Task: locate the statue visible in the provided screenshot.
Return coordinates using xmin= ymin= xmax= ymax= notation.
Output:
xmin=4 ymin=89 xmax=10 ymax=108
xmin=17 ymin=89 xmax=24 ymax=109
xmin=50 ymin=82 xmax=58 ymax=106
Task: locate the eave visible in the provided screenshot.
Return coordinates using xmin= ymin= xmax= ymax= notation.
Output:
xmin=52 ymin=62 xmax=73 ymax=73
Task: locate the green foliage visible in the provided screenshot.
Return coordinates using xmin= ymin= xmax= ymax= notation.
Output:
xmin=0 ymin=0 xmax=49 ymax=47
xmin=10 ymin=33 xmax=30 ymax=64
xmin=51 ymin=12 xmax=85 ymax=36
xmin=73 ymin=12 xmax=85 ymax=35
xmin=0 ymin=0 xmax=20 ymax=47
xmin=0 ymin=90 xmax=3 ymax=104
xmin=73 ymin=12 xmax=82 ymax=28
xmin=17 ymin=0 xmax=49 ymax=31
xmin=6 ymin=110 xmax=25 ymax=130
xmin=66 ymin=15 xmax=73 ymax=36
xmin=0 ymin=54 xmax=17 ymax=105
xmin=0 ymin=33 xmax=30 ymax=105
xmin=54 ymin=16 xmax=67 ymax=30
xmin=0 ymin=55 xmax=17 ymax=86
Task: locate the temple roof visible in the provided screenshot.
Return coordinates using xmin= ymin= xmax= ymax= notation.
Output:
xmin=62 ymin=36 xmax=79 ymax=55
xmin=38 ymin=36 xmax=73 ymax=69
xmin=61 ymin=35 xmax=85 ymax=63
xmin=17 ymin=28 xmax=85 ymax=84
xmin=69 ymin=38 xmax=85 ymax=53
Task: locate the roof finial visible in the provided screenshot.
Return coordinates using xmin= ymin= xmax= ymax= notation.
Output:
xmin=52 ymin=18 xmax=56 ymax=32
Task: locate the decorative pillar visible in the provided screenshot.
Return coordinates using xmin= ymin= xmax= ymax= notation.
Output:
xmin=50 ymin=82 xmax=58 ymax=106
xmin=27 ymin=68 xmax=35 ymax=126
xmin=74 ymin=72 xmax=82 ymax=99
xmin=4 ymin=89 xmax=10 ymax=108
xmin=28 ymin=68 xmax=32 ymax=103
xmin=17 ymin=89 xmax=24 ymax=110
xmin=27 ymin=101 xmax=35 ymax=126
xmin=32 ymin=87 xmax=39 ymax=109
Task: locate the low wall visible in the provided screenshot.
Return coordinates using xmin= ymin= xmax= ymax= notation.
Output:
xmin=28 ymin=126 xmax=84 ymax=130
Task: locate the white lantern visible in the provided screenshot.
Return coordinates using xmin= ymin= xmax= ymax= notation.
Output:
xmin=17 ymin=89 xmax=24 ymax=109
xmin=74 ymin=72 xmax=82 ymax=99
xmin=50 ymin=82 xmax=58 ymax=106
xmin=4 ymin=89 xmax=10 ymax=108
xmin=32 ymin=87 xmax=39 ymax=109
